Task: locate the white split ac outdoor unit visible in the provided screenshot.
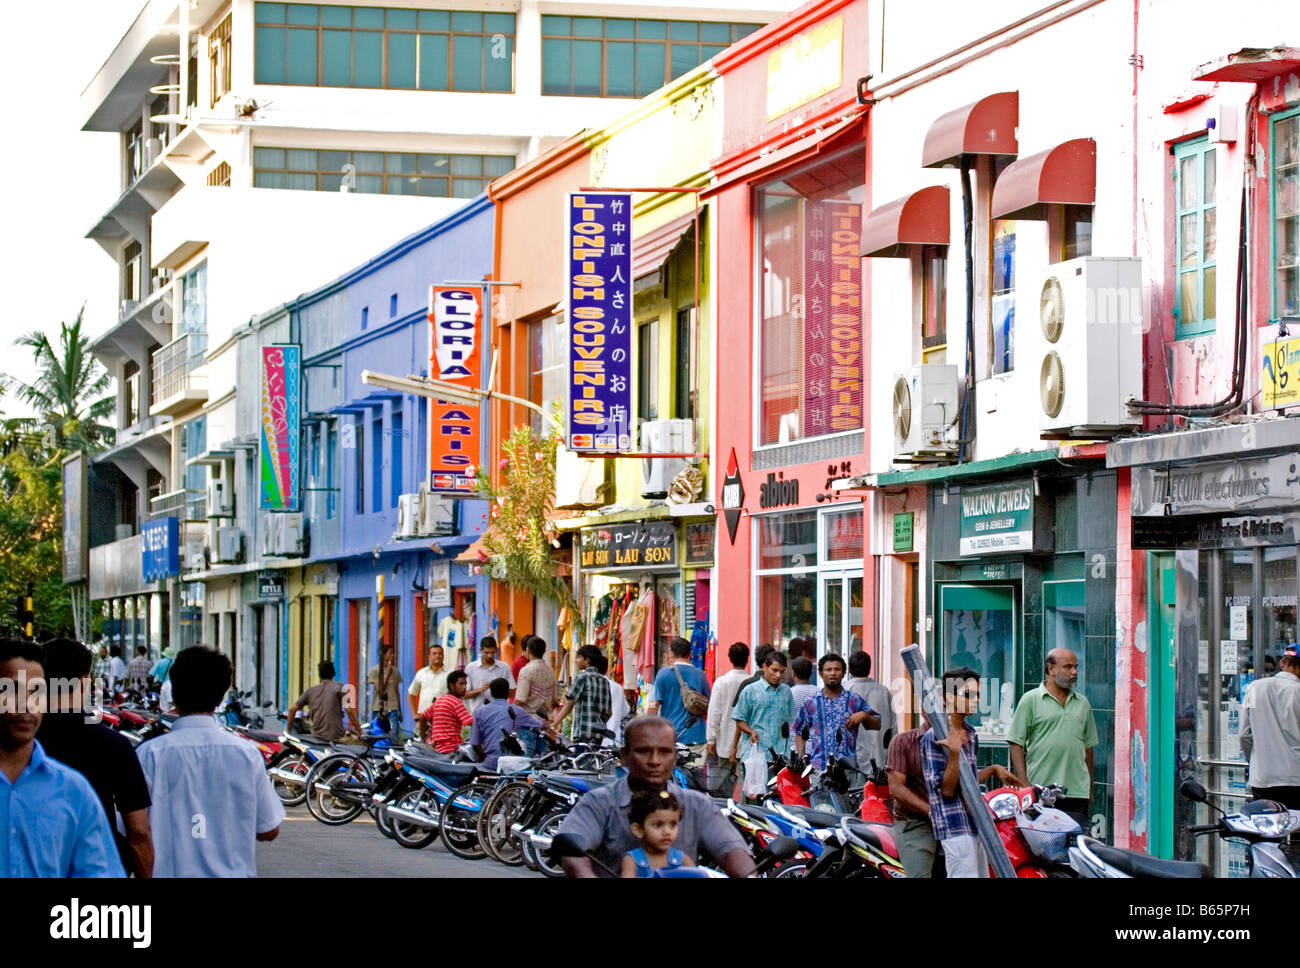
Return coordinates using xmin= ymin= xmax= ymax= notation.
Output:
xmin=184 ymin=540 xmax=207 ymax=571
xmin=397 ymin=494 xmax=420 ymax=538
xmin=418 ymin=488 xmax=455 ymax=536
xmin=115 ymin=523 xmax=134 ymax=541
xmin=215 ymin=527 xmax=242 ymax=563
xmin=1035 ymin=256 xmax=1143 ymax=437
xmin=555 ymin=446 xmax=607 ymax=509
xmin=261 ymin=512 xmax=306 ymax=557
xmin=892 ymin=364 xmax=959 ymax=462
xmin=640 ymin=419 xmax=694 ymax=498
xmin=206 ymin=478 xmax=233 ymax=517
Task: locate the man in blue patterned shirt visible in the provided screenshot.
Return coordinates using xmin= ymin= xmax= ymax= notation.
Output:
xmin=730 ymin=651 xmax=796 ymax=767
xmin=920 ymin=666 xmax=1022 ymax=878
xmin=793 ymin=653 xmax=879 ymax=770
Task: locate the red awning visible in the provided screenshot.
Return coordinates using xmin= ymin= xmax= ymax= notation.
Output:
xmin=990 ymin=138 xmax=1096 ymax=221
xmin=1193 ymin=47 xmax=1300 ymax=83
xmin=632 ymin=212 xmax=696 ymax=281
xmin=921 ymin=92 xmax=1018 ymax=169
xmin=859 ymin=185 xmax=950 ymax=258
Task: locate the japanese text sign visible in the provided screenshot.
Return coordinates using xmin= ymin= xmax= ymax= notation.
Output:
xmin=565 ymin=192 xmax=633 ymax=453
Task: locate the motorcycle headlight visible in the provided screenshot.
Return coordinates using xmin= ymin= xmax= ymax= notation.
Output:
xmin=1235 ymin=800 xmax=1296 ymax=838
xmin=988 ymin=792 xmax=1021 ymax=820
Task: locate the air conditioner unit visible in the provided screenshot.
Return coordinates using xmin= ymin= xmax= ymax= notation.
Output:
xmin=640 ymin=419 xmax=695 ymax=499
xmin=397 ymin=494 xmax=420 ymax=538
xmin=892 ymin=365 xmax=959 ymax=462
xmin=1035 ymin=256 xmax=1143 ymax=437
xmin=215 ymin=527 xmax=242 ymax=563
xmin=555 ymin=446 xmax=607 ymax=509
xmin=184 ymin=540 xmax=206 ymax=571
xmin=262 ymin=512 xmax=306 ymax=556
xmin=206 ymin=478 xmax=232 ymax=517
xmin=115 ymin=523 xmax=134 ymax=541
xmin=418 ymin=489 xmax=455 ymax=536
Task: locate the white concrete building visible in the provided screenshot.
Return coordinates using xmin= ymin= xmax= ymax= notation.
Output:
xmin=76 ymin=0 xmax=793 ymax=658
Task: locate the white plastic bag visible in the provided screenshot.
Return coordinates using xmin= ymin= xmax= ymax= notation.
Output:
xmin=741 ymin=743 xmax=769 ymax=797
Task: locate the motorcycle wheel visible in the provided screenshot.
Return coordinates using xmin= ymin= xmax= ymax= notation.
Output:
xmin=304 ymin=755 xmax=372 ymax=826
xmin=390 ymin=789 xmax=440 ymax=849
xmin=518 ymin=831 xmax=540 ymax=871
xmin=268 ymin=750 xmax=311 ymax=807
xmin=438 ymin=781 xmax=488 ymax=860
xmin=534 ymin=809 xmax=571 ymax=879
xmin=478 ymin=781 xmax=531 ymax=867
xmin=373 ymin=803 xmax=397 ymax=840
xmin=773 ymin=861 xmax=810 ymax=879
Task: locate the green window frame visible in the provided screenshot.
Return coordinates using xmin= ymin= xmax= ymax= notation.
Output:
xmin=1173 ymin=138 xmax=1217 ymax=338
xmin=1272 ymin=106 xmax=1300 ymax=321
xmin=540 ymin=17 xmax=759 ymax=97
xmin=254 ymin=3 xmax=515 ymax=93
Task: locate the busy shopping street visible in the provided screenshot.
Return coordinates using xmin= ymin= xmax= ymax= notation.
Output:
xmin=3 ymin=0 xmax=1300 ymax=941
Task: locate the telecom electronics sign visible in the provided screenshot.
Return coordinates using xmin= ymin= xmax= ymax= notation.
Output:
xmin=260 ymin=345 xmax=301 ymax=511
xmin=428 ymin=286 xmax=483 ymax=494
xmin=565 ymin=192 xmax=633 ymax=454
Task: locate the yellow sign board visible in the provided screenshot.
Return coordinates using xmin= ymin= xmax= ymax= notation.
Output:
xmin=1262 ymin=335 xmax=1300 ymax=410
xmin=766 ymin=16 xmax=843 ymax=120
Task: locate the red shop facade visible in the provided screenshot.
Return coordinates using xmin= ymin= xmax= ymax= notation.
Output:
xmin=708 ymin=0 xmax=877 ymax=667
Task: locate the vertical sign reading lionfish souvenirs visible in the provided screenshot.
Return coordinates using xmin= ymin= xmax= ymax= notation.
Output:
xmin=565 ymin=192 xmax=633 ymax=453
xmin=804 ymin=198 xmax=863 ymax=436
xmin=428 ymin=285 xmax=483 ymax=494
xmin=260 ymin=344 xmax=301 ymax=510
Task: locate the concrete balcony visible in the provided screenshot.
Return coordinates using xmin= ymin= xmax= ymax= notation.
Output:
xmin=150 ymin=332 xmax=207 ymax=417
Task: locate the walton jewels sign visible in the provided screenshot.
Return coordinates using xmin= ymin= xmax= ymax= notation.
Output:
xmin=958 ymin=482 xmax=1034 ymax=556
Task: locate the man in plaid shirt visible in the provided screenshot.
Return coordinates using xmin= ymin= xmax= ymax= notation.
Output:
xmin=920 ymin=666 xmax=1023 ymax=877
xmin=552 ymin=645 xmax=612 ymax=742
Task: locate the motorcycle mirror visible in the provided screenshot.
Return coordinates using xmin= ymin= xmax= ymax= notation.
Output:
xmin=1179 ymin=780 xmax=1209 ymax=804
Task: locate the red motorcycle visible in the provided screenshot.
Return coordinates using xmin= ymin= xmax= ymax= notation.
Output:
xmin=859 ymin=760 xmax=893 ymax=824
xmin=983 ymin=783 xmax=1080 ymax=877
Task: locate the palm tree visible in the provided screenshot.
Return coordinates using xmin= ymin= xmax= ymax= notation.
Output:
xmin=2 ymin=307 xmax=115 ymax=453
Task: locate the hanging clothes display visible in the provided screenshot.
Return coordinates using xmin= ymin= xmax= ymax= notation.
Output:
xmin=689 ymin=619 xmax=709 ymax=671
xmin=620 ymin=586 xmax=650 ymax=691
xmin=636 ymin=586 xmax=657 ymax=688
xmin=438 ymin=614 xmax=468 ymax=671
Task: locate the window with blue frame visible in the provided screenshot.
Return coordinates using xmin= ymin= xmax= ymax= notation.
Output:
xmin=255 ymin=3 xmax=515 ymax=92
xmin=1173 ymin=138 xmax=1217 ymax=338
xmin=326 ymin=420 xmax=338 ymax=519
xmin=541 ymin=16 xmax=759 ymax=97
xmin=353 ymin=419 xmax=365 ymax=514
xmin=182 ymin=415 xmax=206 ymax=520
xmin=371 ymin=414 xmax=382 ymax=513
xmin=1274 ymin=110 xmax=1300 ymax=320
xmin=390 ymin=409 xmax=403 ymax=507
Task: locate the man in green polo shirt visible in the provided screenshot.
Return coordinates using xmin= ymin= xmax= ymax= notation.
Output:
xmin=1008 ymin=648 xmax=1098 ymax=832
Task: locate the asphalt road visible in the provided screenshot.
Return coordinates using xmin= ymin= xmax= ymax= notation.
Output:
xmin=256 ymin=804 xmax=538 ymax=878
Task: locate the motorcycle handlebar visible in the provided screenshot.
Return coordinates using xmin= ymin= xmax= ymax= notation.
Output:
xmin=1186 ymin=823 xmax=1221 ymax=834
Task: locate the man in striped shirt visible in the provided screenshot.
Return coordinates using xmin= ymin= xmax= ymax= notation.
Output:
xmin=419 ymin=670 xmax=473 ymax=753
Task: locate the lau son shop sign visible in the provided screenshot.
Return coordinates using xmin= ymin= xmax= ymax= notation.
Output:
xmin=580 ymin=521 xmax=677 ymax=571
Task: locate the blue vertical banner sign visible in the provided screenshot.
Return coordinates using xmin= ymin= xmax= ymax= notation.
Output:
xmin=260 ymin=344 xmax=301 ymax=510
xmin=565 ymin=192 xmax=633 ymax=453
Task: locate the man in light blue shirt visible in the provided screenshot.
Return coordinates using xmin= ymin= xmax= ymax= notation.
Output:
xmin=136 ymin=646 xmax=284 ymax=877
xmin=0 ymin=639 xmax=124 ymax=877
xmin=649 ymin=638 xmax=711 ymax=746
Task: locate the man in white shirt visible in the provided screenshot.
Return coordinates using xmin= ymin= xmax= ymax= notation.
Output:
xmin=464 ymin=637 xmax=515 ymax=712
xmin=1241 ymin=651 xmax=1300 ymax=808
xmin=705 ymin=642 xmax=752 ymax=796
xmin=408 ymin=645 xmax=450 ymax=720
xmin=135 ymin=646 xmax=284 ymax=877
xmin=846 ymin=649 xmax=895 ymax=774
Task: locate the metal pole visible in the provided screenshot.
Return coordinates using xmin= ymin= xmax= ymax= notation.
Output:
xmin=900 ymin=643 xmax=1016 ymax=878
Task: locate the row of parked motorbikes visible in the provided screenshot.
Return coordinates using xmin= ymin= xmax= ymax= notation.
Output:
xmin=96 ymin=691 xmax=1300 ymax=878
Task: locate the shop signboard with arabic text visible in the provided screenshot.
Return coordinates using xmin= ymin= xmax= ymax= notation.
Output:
xmin=565 ymin=192 xmax=633 ymax=454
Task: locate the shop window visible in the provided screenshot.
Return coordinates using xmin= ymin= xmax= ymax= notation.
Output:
xmin=1273 ymin=110 xmax=1300 ymax=319
xmin=637 ymin=318 xmax=658 ymax=424
xmin=1060 ymin=206 xmax=1093 ymax=262
xmin=757 ymin=509 xmax=818 ymax=570
xmin=938 ymin=583 xmax=1015 ymax=728
xmin=255 ymin=3 xmax=515 ymax=92
xmin=540 ymin=16 xmax=758 ymax=97
xmin=756 ymin=148 xmax=866 ymax=446
xmin=1173 ymin=138 xmax=1217 ymax=338
xmin=920 ymin=245 xmax=947 ymax=363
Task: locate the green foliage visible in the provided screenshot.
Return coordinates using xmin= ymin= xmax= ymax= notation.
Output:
xmin=473 ymin=413 xmax=580 ymax=636
xmin=0 ymin=437 xmax=74 ymax=638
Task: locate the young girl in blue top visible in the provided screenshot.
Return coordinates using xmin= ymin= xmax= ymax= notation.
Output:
xmin=621 ymin=788 xmax=695 ymax=878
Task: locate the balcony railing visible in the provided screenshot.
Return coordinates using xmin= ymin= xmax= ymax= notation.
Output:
xmin=150 ymin=332 xmax=208 ymax=416
xmin=148 ymin=489 xmax=206 ymax=523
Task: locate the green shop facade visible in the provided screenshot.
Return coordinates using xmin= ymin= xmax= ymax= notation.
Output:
xmin=870 ymin=448 xmax=1119 ymax=842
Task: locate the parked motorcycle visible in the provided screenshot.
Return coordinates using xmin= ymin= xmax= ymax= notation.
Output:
xmin=984 ymin=783 xmax=1079 ymax=877
xmin=1180 ymin=780 xmax=1298 ymax=878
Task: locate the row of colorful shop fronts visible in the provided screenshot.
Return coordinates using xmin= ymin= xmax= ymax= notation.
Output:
xmin=71 ymin=0 xmax=1300 ymax=871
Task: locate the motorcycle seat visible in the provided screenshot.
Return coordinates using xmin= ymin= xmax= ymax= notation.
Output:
xmin=239 ymin=728 xmax=282 ymax=743
xmin=843 ymin=818 xmax=899 ymax=858
xmin=1089 ymin=842 xmax=1211 ymax=878
xmin=736 ymin=804 xmax=773 ymax=824
xmin=781 ymin=805 xmax=844 ymax=828
xmin=404 ymin=754 xmax=478 ymax=780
